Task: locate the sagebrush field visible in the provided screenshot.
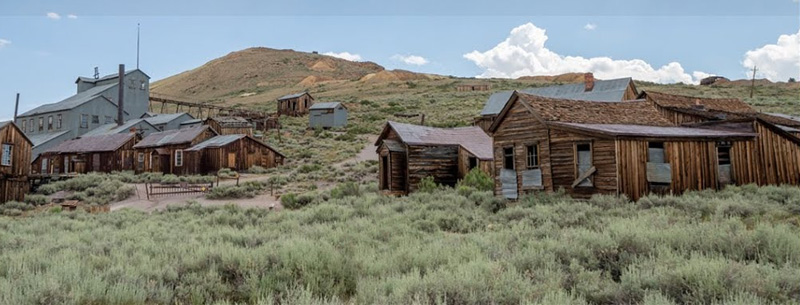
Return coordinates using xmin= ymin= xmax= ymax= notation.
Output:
xmin=1 ymin=181 xmax=799 ymax=304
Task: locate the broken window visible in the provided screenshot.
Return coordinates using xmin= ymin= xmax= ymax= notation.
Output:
xmin=47 ymin=116 xmax=53 ymax=130
xmin=718 ymin=142 xmax=733 ymax=186
xmin=503 ymin=147 xmax=514 ymax=170
xmin=92 ymin=115 xmax=100 ymax=124
xmin=38 ymin=117 xmax=44 ymax=131
xmin=56 ymin=114 xmax=62 ymax=129
xmin=468 ymin=156 xmax=478 ymax=170
xmin=575 ymin=143 xmax=593 ymax=187
xmin=1 ymin=144 xmax=12 ymax=166
xmin=647 ymin=142 xmax=671 ymax=191
xmin=526 ymin=144 xmax=539 ymax=169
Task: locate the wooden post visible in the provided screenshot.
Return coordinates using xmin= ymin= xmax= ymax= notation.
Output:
xmin=749 ymin=66 xmax=757 ymax=98
xmin=13 ymin=93 xmax=19 ymax=122
xmin=420 ymin=114 xmax=426 ymax=126
xmin=160 ymin=101 xmax=165 ymax=113
xmin=117 ymin=64 xmax=125 ymax=126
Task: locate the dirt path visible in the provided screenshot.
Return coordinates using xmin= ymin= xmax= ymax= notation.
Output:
xmin=111 ymin=135 xmax=378 ymax=213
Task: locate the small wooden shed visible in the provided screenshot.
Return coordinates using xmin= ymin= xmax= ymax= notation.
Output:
xmin=309 ymin=102 xmax=348 ymax=129
xmin=277 ymin=92 xmax=314 ymax=117
xmin=184 ymin=134 xmax=285 ymax=174
xmin=37 ymin=133 xmax=138 ymax=175
xmin=0 ymin=121 xmax=32 ymax=203
xmin=132 ymin=125 xmax=217 ymax=175
xmin=375 ymin=121 xmax=493 ymax=195
xmin=205 ymin=116 xmax=254 ymax=136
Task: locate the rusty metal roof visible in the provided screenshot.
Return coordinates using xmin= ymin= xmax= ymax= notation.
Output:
xmin=134 ymin=125 xmax=211 ymax=148
xmin=44 ymin=133 xmax=135 ymax=154
xmin=516 ymin=93 xmax=674 ymax=126
xmin=378 ymin=121 xmax=493 ymax=160
xmin=277 ymin=92 xmax=311 ymax=101
xmin=551 ymin=122 xmax=757 ymax=139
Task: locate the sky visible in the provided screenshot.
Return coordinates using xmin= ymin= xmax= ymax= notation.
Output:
xmin=0 ymin=0 xmax=798 ymax=121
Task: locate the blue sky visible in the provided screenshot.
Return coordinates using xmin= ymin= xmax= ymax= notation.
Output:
xmin=1 ymin=0 xmax=798 ymax=121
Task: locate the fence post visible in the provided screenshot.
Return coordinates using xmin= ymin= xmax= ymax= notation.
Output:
xmin=145 ymin=182 xmax=150 ymax=200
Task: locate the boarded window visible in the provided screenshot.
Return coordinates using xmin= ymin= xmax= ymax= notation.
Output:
xmin=647 ymin=142 xmax=671 ymax=186
xmin=47 ymin=116 xmax=53 ymax=130
xmin=526 ymin=144 xmax=539 ymax=169
xmin=56 ymin=114 xmax=62 ymax=129
xmin=1 ymin=144 xmax=12 ymax=166
xmin=576 ymin=143 xmax=593 ymax=187
xmin=718 ymin=142 xmax=733 ymax=185
xmin=503 ymin=147 xmax=514 ymax=170
xmin=81 ymin=114 xmax=89 ymax=128
xmin=175 ymin=150 xmax=184 ymax=167
xmin=648 ymin=142 xmax=665 ymax=163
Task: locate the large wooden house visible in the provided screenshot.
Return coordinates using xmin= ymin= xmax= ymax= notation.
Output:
xmin=375 ymin=121 xmax=493 ymax=195
xmin=132 ymin=125 xmax=217 ymax=175
xmin=277 ymin=92 xmax=314 ymax=117
xmin=489 ymin=92 xmax=762 ymax=200
xmin=0 ymin=121 xmax=32 ymax=203
xmin=35 ymin=133 xmax=138 ymax=175
xmin=205 ymin=116 xmax=254 ymax=136
xmin=184 ymin=135 xmax=284 ymax=174
xmin=475 ymin=73 xmax=638 ymax=132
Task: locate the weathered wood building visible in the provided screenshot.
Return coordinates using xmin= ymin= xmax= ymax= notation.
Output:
xmin=184 ymin=135 xmax=285 ymax=174
xmin=375 ymin=121 xmax=493 ymax=195
xmin=309 ymin=102 xmax=348 ymax=129
xmin=132 ymin=125 xmax=217 ymax=175
xmin=205 ymin=116 xmax=254 ymax=136
xmin=489 ymin=92 xmax=761 ymax=200
xmin=35 ymin=133 xmax=138 ymax=175
xmin=455 ymin=84 xmax=491 ymax=92
xmin=0 ymin=121 xmax=32 ymax=203
xmin=277 ymin=92 xmax=314 ymax=117
xmin=475 ymin=73 xmax=638 ymax=132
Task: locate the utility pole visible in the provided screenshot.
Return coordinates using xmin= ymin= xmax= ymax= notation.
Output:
xmin=749 ymin=66 xmax=757 ymax=98
xmin=13 ymin=93 xmax=19 ymax=122
xmin=136 ymin=23 xmax=140 ymax=69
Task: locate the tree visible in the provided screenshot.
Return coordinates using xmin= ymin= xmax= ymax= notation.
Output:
xmin=788 ymin=77 xmax=796 ymax=83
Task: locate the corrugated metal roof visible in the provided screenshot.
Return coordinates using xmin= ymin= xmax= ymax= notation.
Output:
xmin=82 ymin=119 xmax=156 ymax=137
xmin=180 ymin=118 xmax=203 ymax=125
xmin=379 ymin=121 xmax=493 ymax=160
xmin=133 ymin=125 xmax=210 ymax=148
xmin=143 ymin=112 xmax=193 ymax=126
xmin=186 ymin=134 xmax=246 ymax=151
xmin=19 ymin=83 xmax=118 ymax=117
xmin=551 ymin=122 xmax=757 ymax=139
xmin=480 ymin=77 xmax=632 ymax=116
xmin=309 ymin=102 xmax=343 ymax=110
xmin=277 ymin=92 xmax=310 ymax=100
xmin=75 ymin=69 xmax=149 ymax=84
xmin=28 ymin=130 xmax=71 ymax=147
xmin=43 ymin=133 xmax=135 ymax=154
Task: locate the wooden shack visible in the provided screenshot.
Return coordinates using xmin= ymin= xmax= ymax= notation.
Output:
xmin=184 ymin=134 xmax=285 ymax=174
xmin=0 ymin=121 xmax=32 ymax=203
xmin=375 ymin=121 xmax=493 ymax=195
xmin=277 ymin=92 xmax=314 ymax=117
xmin=132 ymin=125 xmax=217 ymax=175
xmin=205 ymin=116 xmax=254 ymax=136
xmin=489 ymin=92 xmax=759 ymax=200
xmin=36 ymin=133 xmax=137 ymax=175
xmin=455 ymin=84 xmax=491 ymax=92
xmin=643 ymin=91 xmax=800 ymax=187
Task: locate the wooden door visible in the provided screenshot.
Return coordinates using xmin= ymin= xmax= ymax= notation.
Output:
xmin=153 ymin=155 xmax=161 ymax=173
xmin=92 ymin=154 xmax=101 ymax=171
xmin=381 ymin=155 xmax=389 ymax=190
xmin=228 ymin=153 xmax=237 ymax=169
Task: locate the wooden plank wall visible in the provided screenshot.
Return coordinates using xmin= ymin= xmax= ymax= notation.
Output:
xmin=187 ymin=137 xmax=284 ymax=174
xmin=377 ymin=146 xmax=409 ymax=194
xmin=615 ymin=140 xmax=649 ymax=200
xmin=473 ymin=116 xmax=495 ymax=134
xmin=207 ymin=119 xmax=254 ymax=136
xmin=653 ymin=105 xmax=706 ymax=125
xmin=278 ymin=95 xmax=313 ymax=117
xmin=457 ymin=147 xmax=492 ymax=178
xmin=491 ymin=101 xmax=552 ymax=196
xmin=745 ymin=122 xmax=800 ymax=185
xmin=0 ymin=124 xmax=32 ymax=202
xmin=549 ymin=129 xmax=618 ymax=199
xmin=407 ymin=145 xmax=458 ymax=192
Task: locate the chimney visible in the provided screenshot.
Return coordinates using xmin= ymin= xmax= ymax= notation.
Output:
xmin=584 ymin=72 xmax=595 ymax=92
xmin=14 ymin=93 xmax=19 ymax=122
xmin=117 ymin=64 xmax=125 ymax=126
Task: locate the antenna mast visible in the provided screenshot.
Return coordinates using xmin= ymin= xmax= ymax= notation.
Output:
xmin=136 ymin=23 xmax=140 ymax=69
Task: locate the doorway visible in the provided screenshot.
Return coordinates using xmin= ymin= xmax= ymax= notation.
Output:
xmin=381 ymin=155 xmax=390 ymax=190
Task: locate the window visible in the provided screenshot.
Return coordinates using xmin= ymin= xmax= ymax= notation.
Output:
xmin=503 ymin=147 xmax=514 ymax=170
xmin=175 ymin=150 xmax=183 ymax=167
xmin=717 ymin=143 xmax=731 ymax=165
xmin=140 ymin=81 xmax=147 ymax=90
xmin=21 ymin=120 xmax=26 ymax=132
xmin=38 ymin=117 xmax=44 ymax=131
xmin=56 ymin=114 xmax=62 ymax=129
xmin=575 ymin=143 xmax=593 ymax=187
xmin=80 ymin=114 xmax=89 ymax=128
xmin=648 ymin=142 xmax=665 ymax=163
xmin=526 ymin=144 xmax=539 ymax=169
xmin=468 ymin=157 xmax=478 ymax=170
xmin=47 ymin=116 xmax=53 ymax=130
xmin=28 ymin=119 xmax=33 ymax=133
xmin=105 ymin=116 xmax=114 ymax=124
xmin=1 ymin=144 xmax=12 ymax=166
xmin=137 ymin=153 xmax=145 ymax=170
xmin=91 ymin=115 xmax=99 ymax=124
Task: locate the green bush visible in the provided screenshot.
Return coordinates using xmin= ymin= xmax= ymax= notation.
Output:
xmin=417 ymin=176 xmax=440 ymax=193
xmin=217 ymin=168 xmax=238 ymax=178
xmin=457 ymin=168 xmax=494 ymax=191
xmin=24 ymin=194 xmax=49 ymax=206
xmin=330 ymin=182 xmax=360 ymax=199
xmin=206 ymin=181 xmax=266 ymax=200
xmin=248 ymin=165 xmax=269 ymax=174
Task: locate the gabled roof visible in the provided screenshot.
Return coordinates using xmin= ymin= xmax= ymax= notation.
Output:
xmin=277 ymin=91 xmax=312 ymax=101
xmin=143 ymin=112 xmax=194 ymax=126
xmin=82 ymin=119 xmax=158 ymax=137
xmin=376 ymin=121 xmax=493 ymax=160
xmin=209 ymin=116 xmax=251 ymax=127
xmin=642 ymin=91 xmax=757 ymax=114
xmin=309 ymin=102 xmax=345 ymax=110
xmin=758 ymin=113 xmax=800 ymax=128
xmin=480 ymin=77 xmax=633 ymax=116
xmin=186 ymin=134 xmax=286 ymax=157
xmin=43 ymin=133 xmax=135 ymax=154
xmin=550 ymin=122 xmax=756 ymax=140
xmin=0 ymin=121 xmax=33 ymax=145
xmin=380 ymin=139 xmax=406 ymax=152
xmin=180 ymin=118 xmax=204 ymax=125
xmin=28 ymin=130 xmax=71 ymax=147
xmin=75 ymin=69 xmax=150 ymax=84
xmin=19 ymin=83 xmax=119 ymax=117
xmin=133 ymin=125 xmax=212 ymax=148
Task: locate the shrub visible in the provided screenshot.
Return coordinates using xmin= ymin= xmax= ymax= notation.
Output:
xmin=206 ymin=181 xmax=265 ymax=200
xmin=248 ymin=165 xmax=269 ymax=174
xmin=417 ymin=176 xmax=441 ymax=193
xmin=24 ymin=194 xmax=49 ymax=206
xmin=330 ymin=182 xmax=360 ymax=199
xmin=217 ymin=168 xmax=238 ymax=178
xmin=457 ymin=168 xmax=494 ymax=192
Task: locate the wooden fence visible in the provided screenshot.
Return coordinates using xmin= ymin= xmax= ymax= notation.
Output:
xmin=145 ymin=181 xmax=214 ymax=200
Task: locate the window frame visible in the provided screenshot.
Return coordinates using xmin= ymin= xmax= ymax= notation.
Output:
xmin=175 ymin=149 xmax=184 ymax=167
xmin=47 ymin=116 xmax=53 ymax=131
xmin=80 ymin=114 xmax=89 ymax=129
xmin=38 ymin=117 xmax=44 ymax=131
xmin=1 ymin=143 xmax=12 ymax=166
xmin=503 ymin=146 xmax=515 ymax=170
xmin=91 ymin=115 xmax=100 ymax=124
xmin=21 ymin=120 xmax=26 ymax=133
xmin=525 ymin=143 xmax=540 ymax=169
xmin=56 ymin=114 xmax=62 ymax=130
xmin=574 ymin=142 xmax=594 ymax=187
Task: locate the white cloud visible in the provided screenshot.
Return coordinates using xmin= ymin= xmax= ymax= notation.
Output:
xmin=67 ymin=14 xmax=78 ymax=19
xmin=0 ymin=39 xmax=10 ymax=49
xmin=742 ymin=29 xmax=800 ymax=82
xmin=46 ymin=12 xmax=61 ymax=20
xmin=463 ymin=22 xmax=707 ymax=84
xmin=323 ymin=51 xmax=362 ymax=61
xmin=391 ymin=54 xmax=429 ymax=66
xmin=584 ymin=23 xmax=597 ymax=31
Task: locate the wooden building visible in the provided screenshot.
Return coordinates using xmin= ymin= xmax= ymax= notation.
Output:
xmin=375 ymin=121 xmax=493 ymax=195
xmin=475 ymin=73 xmax=638 ymax=133
xmin=184 ymin=134 xmax=285 ymax=174
xmin=489 ymin=92 xmax=760 ymax=200
xmin=35 ymin=133 xmax=137 ymax=175
xmin=643 ymin=91 xmax=800 ymax=187
xmin=205 ymin=116 xmax=254 ymax=136
xmin=277 ymin=92 xmax=314 ymax=117
xmin=0 ymin=121 xmax=32 ymax=203
xmin=132 ymin=125 xmax=217 ymax=175
xmin=455 ymin=84 xmax=491 ymax=92
xmin=309 ymin=102 xmax=348 ymax=129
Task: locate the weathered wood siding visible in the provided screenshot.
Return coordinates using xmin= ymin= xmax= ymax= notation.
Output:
xmin=206 ymin=119 xmax=254 ymax=136
xmin=457 ymin=147 xmax=492 ymax=178
xmin=652 ymin=104 xmax=707 ymax=125
xmin=378 ymin=145 xmax=408 ymax=194
xmin=549 ymin=129 xmax=617 ymax=199
xmin=278 ymin=94 xmax=314 ymax=117
xmin=473 ymin=115 xmax=495 ymax=133
xmin=1 ymin=123 xmax=32 ymax=203
xmin=732 ymin=122 xmax=800 ymax=186
xmin=186 ymin=137 xmax=284 ymax=174
xmin=407 ymin=145 xmax=458 ymax=192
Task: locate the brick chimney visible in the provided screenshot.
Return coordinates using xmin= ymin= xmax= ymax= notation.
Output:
xmin=584 ymin=72 xmax=595 ymax=92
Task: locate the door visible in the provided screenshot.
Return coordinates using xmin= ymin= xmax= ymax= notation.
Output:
xmin=500 ymin=147 xmax=518 ymax=199
xmin=228 ymin=153 xmax=237 ymax=170
xmin=92 ymin=154 xmax=101 ymax=172
xmin=153 ymin=155 xmax=161 ymax=173
xmin=381 ymin=155 xmax=390 ymax=190
xmin=41 ymin=158 xmax=49 ymax=174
